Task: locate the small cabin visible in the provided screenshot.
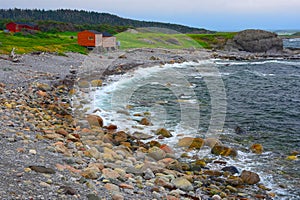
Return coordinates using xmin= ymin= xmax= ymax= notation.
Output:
xmin=77 ymin=30 xmax=117 ymax=50
xmin=6 ymin=22 xmax=39 ymax=33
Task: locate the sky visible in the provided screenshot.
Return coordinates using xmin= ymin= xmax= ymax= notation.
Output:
xmin=1 ymin=0 xmax=300 ymax=31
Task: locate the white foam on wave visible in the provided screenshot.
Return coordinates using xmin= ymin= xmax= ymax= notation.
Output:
xmin=215 ymin=59 xmax=300 ymax=67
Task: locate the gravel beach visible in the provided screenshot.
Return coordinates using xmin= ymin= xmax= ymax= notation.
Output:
xmin=0 ymin=49 xmax=285 ymax=200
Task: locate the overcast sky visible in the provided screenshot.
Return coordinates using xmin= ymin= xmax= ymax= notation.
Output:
xmin=2 ymin=0 xmax=300 ymax=31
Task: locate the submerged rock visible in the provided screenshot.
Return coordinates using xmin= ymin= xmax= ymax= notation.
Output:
xmin=250 ymin=143 xmax=264 ymax=154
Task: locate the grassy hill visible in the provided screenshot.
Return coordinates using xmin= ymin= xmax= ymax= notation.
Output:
xmin=0 ymin=31 xmax=86 ymax=54
xmin=116 ymin=29 xmax=236 ymax=49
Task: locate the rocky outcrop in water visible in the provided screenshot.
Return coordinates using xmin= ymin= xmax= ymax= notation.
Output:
xmin=225 ymin=29 xmax=283 ymax=53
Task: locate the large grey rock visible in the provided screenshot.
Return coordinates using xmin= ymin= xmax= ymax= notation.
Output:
xmin=226 ymin=29 xmax=283 ymax=53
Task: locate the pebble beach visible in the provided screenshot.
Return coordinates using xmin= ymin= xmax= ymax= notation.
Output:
xmin=0 ymin=49 xmax=295 ymax=200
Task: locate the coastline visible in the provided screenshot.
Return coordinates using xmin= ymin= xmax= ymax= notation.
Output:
xmin=0 ymin=49 xmax=299 ymax=199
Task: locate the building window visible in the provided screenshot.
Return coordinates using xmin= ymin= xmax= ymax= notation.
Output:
xmin=88 ymin=36 xmax=94 ymax=40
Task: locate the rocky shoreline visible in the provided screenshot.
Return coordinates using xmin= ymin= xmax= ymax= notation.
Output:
xmin=0 ymin=49 xmax=298 ymax=200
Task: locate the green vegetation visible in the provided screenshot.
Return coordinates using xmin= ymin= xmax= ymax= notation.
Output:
xmin=116 ymin=31 xmax=236 ymax=50
xmin=0 ymin=31 xmax=87 ymax=54
xmin=187 ymin=32 xmax=236 ymax=49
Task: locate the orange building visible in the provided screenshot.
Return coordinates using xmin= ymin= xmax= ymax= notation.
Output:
xmin=77 ymin=30 xmax=116 ymax=49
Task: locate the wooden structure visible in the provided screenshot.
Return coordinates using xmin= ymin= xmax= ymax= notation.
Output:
xmin=77 ymin=30 xmax=116 ymax=50
xmin=6 ymin=22 xmax=39 ymax=32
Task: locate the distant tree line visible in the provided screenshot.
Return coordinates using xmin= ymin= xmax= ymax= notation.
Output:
xmin=0 ymin=8 xmax=212 ymax=34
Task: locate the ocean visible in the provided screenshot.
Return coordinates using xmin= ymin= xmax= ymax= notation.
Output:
xmin=88 ymin=39 xmax=300 ymax=199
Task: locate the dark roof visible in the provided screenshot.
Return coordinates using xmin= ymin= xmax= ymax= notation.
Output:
xmin=14 ymin=22 xmax=38 ymax=27
xmin=87 ymin=30 xmax=102 ymax=34
xmin=102 ymin=32 xmax=113 ymax=37
xmin=84 ymin=30 xmax=114 ymax=37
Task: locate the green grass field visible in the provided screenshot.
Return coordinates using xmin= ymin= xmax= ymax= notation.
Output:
xmin=0 ymin=30 xmax=237 ymax=54
xmin=0 ymin=31 xmax=87 ymax=54
xmin=116 ymin=31 xmax=236 ymax=49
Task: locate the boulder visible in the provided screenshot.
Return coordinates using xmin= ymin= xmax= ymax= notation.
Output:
xmin=171 ymin=177 xmax=193 ymax=191
xmin=240 ymin=170 xmax=260 ymax=185
xmin=211 ymin=145 xmax=238 ymax=157
xmin=155 ymin=128 xmax=172 ymax=138
xmin=86 ymin=115 xmax=103 ymax=128
xmin=148 ymin=146 xmax=166 ymax=161
xmin=178 ymin=137 xmax=204 ymax=150
xmin=250 ymin=143 xmax=263 ymax=154
xmin=225 ymin=29 xmax=283 ymax=53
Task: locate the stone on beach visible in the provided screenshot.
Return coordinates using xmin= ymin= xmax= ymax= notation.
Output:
xmin=211 ymin=145 xmax=238 ymax=157
xmin=178 ymin=137 xmax=204 ymax=150
xmin=155 ymin=128 xmax=172 ymax=138
xmin=240 ymin=170 xmax=260 ymax=185
xmin=250 ymin=143 xmax=263 ymax=154
xmin=86 ymin=114 xmax=103 ymax=128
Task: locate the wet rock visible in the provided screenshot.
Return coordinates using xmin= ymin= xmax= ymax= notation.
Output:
xmin=91 ymin=79 xmax=103 ymax=87
xmin=234 ymin=126 xmax=246 ymax=134
xmin=139 ymin=117 xmax=152 ymax=126
xmin=29 ymin=166 xmax=56 ymax=174
xmin=155 ymin=128 xmax=172 ymax=138
xmin=86 ymin=114 xmax=103 ymax=128
xmin=211 ymin=145 xmax=238 ymax=157
xmin=250 ymin=143 xmax=263 ymax=154
xmin=222 ymin=166 xmax=239 ymax=174
xmin=178 ymin=137 xmax=204 ymax=150
xmin=226 ymin=176 xmax=244 ymax=186
xmin=148 ymin=146 xmax=166 ymax=161
xmin=240 ymin=170 xmax=260 ymax=185
xmin=171 ymin=177 xmax=193 ymax=191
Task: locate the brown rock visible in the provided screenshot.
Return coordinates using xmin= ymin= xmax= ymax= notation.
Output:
xmin=102 ymin=168 xmax=120 ymax=179
xmin=81 ymin=167 xmax=100 ymax=179
xmin=29 ymin=166 xmax=55 ymax=174
xmin=240 ymin=170 xmax=260 ymax=185
xmin=91 ymin=79 xmax=103 ymax=87
xmin=250 ymin=143 xmax=263 ymax=154
xmin=113 ymin=131 xmax=128 ymax=144
xmin=155 ymin=128 xmax=172 ymax=138
xmin=119 ymin=183 xmax=134 ymax=189
xmin=104 ymin=183 xmax=120 ymax=192
xmin=86 ymin=115 xmax=103 ymax=128
xmin=148 ymin=146 xmax=166 ymax=161
xmin=178 ymin=137 xmax=204 ymax=150
xmin=139 ymin=117 xmax=152 ymax=126
xmin=211 ymin=145 xmax=238 ymax=157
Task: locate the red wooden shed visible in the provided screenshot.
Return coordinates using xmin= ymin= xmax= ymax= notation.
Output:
xmin=6 ymin=22 xmax=39 ymax=33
